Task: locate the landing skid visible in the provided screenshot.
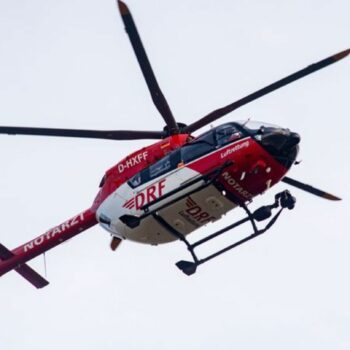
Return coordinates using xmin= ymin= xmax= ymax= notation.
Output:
xmin=154 ymin=190 xmax=296 ymax=276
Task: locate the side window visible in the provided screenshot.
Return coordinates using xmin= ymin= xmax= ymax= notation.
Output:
xmin=149 ymin=156 xmax=171 ymax=179
xmin=129 ymin=173 xmax=142 ymax=188
xmin=216 ymin=124 xmax=241 ymax=147
xmin=196 ymin=130 xmax=215 ymax=145
xmin=128 ymin=151 xmax=181 ymax=188
xmin=181 ymin=141 xmax=214 ymax=163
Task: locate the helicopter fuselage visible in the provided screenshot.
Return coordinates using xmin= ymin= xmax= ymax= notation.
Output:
xmin=0 ymin=0 xmax=345 ymax=287
xmin=94 ymin=122 xmax=298 ymax=245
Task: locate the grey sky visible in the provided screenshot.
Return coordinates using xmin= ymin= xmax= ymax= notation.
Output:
xmin=0 ymin=1 xmax=349 ymax=349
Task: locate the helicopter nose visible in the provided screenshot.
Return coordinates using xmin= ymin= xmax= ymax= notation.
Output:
xmin=258 ymin=128 xmax=300 ymax=168
xmin=259 ymin=128 xmax=300 ymax=150
xmin=286 ymin=132 xmax=301 ymax=148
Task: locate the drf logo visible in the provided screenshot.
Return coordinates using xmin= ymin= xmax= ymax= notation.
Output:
xmin=123 ymin=179 xmax=166 ymax=210
xmin=179 ymin=196 xmax=216 ymax=227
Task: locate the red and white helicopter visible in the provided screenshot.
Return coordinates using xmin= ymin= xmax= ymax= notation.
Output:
xmin=0 ymin=1 xmax=348 ymax=288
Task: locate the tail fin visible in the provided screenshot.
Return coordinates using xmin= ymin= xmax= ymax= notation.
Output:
xmin=0 ymin=243 xmax=49 ymax=288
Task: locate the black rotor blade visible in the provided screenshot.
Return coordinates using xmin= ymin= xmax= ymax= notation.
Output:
xmin=0 ymin=126 xmax=165 ymax=140
xmin=282 ymin=176 xmax=341 ymax=201
xmin=184 ymin=49 xmax=350 ymax=134
xmin=117 ymin=1 xmax=179 ymax=134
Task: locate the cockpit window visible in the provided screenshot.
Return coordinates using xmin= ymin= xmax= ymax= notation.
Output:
xmin=194 ymin=129 xmax=215 ymax=145
xmin=215 ymin=124 xmax=242 ymax=146
xmin=181 ymin=140 xmax=214 ymax=163
xmin=237 ymin=120 xmax=281 ymax=131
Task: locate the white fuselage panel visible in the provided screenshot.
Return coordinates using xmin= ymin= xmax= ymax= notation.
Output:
xmin=96 ymin=163 xmax=236 ymax=244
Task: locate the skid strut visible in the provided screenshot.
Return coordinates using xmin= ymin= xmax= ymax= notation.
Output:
xmin=154 ymin=190 xmax=296 ymax=275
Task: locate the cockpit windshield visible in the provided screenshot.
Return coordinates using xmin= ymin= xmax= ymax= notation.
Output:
xmin=236 ymin=120 xmax=282 ymax=131
xmin=215 ymin=124 xmax=242 ymax=146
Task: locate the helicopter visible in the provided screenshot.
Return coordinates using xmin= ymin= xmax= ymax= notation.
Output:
xmin=0 ymin=1 xmax=348 ymax=288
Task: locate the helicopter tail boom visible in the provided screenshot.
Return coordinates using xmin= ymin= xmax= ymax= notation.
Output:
xmin=0 ymin=208 xmax=97 ymax=288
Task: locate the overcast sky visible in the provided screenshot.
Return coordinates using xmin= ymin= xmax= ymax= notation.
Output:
xmin=0 ymin=1 xmax=349 ymax=349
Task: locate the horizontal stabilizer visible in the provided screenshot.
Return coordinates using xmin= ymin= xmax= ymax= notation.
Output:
xmin=15 ymin=264 xmax=49 ymax=289
xmin=0 ymin=243 xmax=49 ymax=289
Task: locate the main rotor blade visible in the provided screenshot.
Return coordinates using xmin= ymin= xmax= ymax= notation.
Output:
xmin=0 ymin=126 xmax=165 ymax=140
xmin=184 ymin=49 xmax=350 ymax=134
xmin=282 ymin=176 xmax=341 ymax=201
xmin=117 ymin=1 xmax=179 ymax=134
